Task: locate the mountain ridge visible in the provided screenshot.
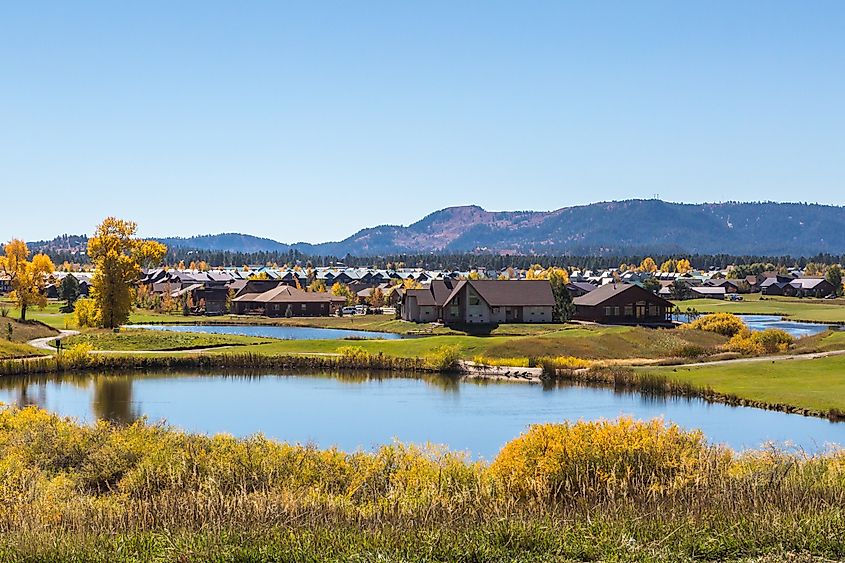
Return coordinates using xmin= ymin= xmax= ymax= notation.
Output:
xmin=28 ymin=200 xmax=845 ymax=257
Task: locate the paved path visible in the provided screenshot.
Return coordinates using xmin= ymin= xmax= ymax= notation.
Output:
xmin=26 ymin=330 xmax=79 ymax=351
xmin=662 ymin=348 xmax=845 ymax=369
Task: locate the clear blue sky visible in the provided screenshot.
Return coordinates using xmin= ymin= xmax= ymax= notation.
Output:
xmin=2 ymin=1 xmax=844 ymax=243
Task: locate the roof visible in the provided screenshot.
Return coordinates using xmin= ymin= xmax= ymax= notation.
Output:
xmin=568 ymin=282 xmax=597 ymax=293
xmin=233 ymin=285 xmax=343 ymax=304
xmin=405 ymin=288 xmax=437 ymax=307
xmin=790 ymin=278 xmax=830 ymax=289
xmin=573 ymin=283 xmax=673 ymax=308
xmin=690 ymin=286 xmax=726 ymax=295
xmin=444 ymin=280 xmax=555 ymax=308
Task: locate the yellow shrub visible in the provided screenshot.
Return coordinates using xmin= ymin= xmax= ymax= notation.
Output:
xmin=337 ymin=346 xmax=372 ymax=363
xmin=723 ymin=328 xmax=794 ymax=355
xmin=683 ymin=313 xmax=746 ymax=337
xmin=425 ymin=345 xmax=461 ymax=371
xmin=471 ymin=356 xmax=530 ymax=368
xmin=491 ymin=417 xmax=709 ymax=499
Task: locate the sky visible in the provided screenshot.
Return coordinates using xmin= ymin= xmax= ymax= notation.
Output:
xmin=2 ymin=1 xmax=844 ymax=243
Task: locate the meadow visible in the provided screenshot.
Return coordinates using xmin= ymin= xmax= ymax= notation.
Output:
xmin=0 ymin=407 xmax=843 ymax=562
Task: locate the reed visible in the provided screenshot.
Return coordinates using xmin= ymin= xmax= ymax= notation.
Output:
xmin=0 ymin=408 xmax=843 ymax=560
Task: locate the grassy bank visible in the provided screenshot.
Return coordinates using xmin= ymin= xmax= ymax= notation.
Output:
xmin=61 ymin=329 xmax=272 ymax=351
xmin=644 ymin=353 xmax=845 ymax=416
xmin=0 ymin=340 xmax=49 ymax=360
xmin=0 ymin=408 xmax=843 ymax=561
xmin=194 ymin=324 xmax=727 ymax=362
xmin=673 ymin=294 xmax=845 ymax=323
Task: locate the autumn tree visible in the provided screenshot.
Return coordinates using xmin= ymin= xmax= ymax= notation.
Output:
xmin=676 ymin=259 xmax=692 ymax=274
xmin=368 ymin=287 xmax=385 ymax=308
xmin=331 ymin=282 xmax=356 ymax=306
xmin=308 ymin=279 xmax=327 ymax=293
xmin=88 ymin=218 xmax=167 ymax=328
xmin=0 ymin=239 xmax=55 ymax=321
xmin=549 ymin=269 xmax=574 ymax=322
xmin=639 ymin=257 xmax=658 ymax=273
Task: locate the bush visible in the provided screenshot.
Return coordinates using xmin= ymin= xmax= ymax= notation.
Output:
xmin=471 ymin=355 xmax=530 ymax=368
xmin=670 ymin=344 xmax=707 ymax=358
xmin=425 ymin=345 xmax=461 ymax=371
xmin=683 ymin=313 xmax=746 ymax=337
xmin=491 ymin=417 xmax=712 ymax=499
xmin=724 ymin=328 xmax=794 ymax=355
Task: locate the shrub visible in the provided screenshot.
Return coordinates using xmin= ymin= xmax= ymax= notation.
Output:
xmin=0 ymin=307 xmax=8 ymax=317
xmin=670 ymin=344 xmax=707 ymax=358
xmin=471 ymin=355 xmax=530 ymax=368
xmin=57 ymin=343 xmax=94 ymax=369
xmin=491 ymin=417 xmax=712 ymax=499
xmin=724 ymin=328 xmax=794 ymax=355
xmin=683 ymin=313 xmax=746 ymax=337
xmin=425 ymin=345 xmax=461 ymax=371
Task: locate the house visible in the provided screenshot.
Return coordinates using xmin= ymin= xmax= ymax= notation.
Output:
xmin=401 ymin=279 xmax=460 ymax=323
xmin=573 ymin=283 xmax=673 ymax=325
xmin=566 ymin=281 xmax=598 ymax=298
xmin=232 ymin=285 xmax=345 ymax=317
xmin=690 ymin=286 xmax=726 ymax=300
xmin=760 ymin=277 xmax=798 ymax=296
xmin=402 ymin=279 xmax=555 ymax=324
xmin=789 ymin=278 xmax=836 ymax=298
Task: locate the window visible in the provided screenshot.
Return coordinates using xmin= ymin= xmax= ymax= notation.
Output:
xmin=604 ymin=306 xmax=612 ymax=316
xmin=301 ymin=304 xmax=307 ymax=310
xmin=469 ymin=294 xmax=480 ymax=306
xmin=624 ymin=305 xmax=633 ymax=316
xmin=613 ymin=306 xmax=620 ymax=316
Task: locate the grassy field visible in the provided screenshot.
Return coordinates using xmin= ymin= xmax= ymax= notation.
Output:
xmin=673 ymin=293 xmax=845 ymax=323
xmin=141 ymin=324 xmax=726 ymax=362
xmin=647 ymin=353 xmax=845 ymax=415
xmin=62 ymin=329 xmax=272 ymax=351
xmin=0 ymin=340 xmax=49 ymax=359
xmin=1 ymin=408 xmax=844 ymax=562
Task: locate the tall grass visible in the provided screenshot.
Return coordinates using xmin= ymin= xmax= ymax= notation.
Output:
xmin=0 ymin=408 xmax=843 ymax=560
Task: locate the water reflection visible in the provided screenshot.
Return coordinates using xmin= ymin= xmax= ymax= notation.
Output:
xmin=1 ymin=369 xmax=843 ymax=458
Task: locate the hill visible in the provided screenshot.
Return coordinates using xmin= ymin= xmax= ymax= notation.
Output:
xmin=27 ymin=201 xmax=845 ymax=258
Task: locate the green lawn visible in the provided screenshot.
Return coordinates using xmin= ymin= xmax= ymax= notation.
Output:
xmin=647 ymin=354 xmax=845 ymax=415
xmin=0 ymin=340 xmax=49 ymax=359
xmin=0 ymin=299 xmax=70 ymax=329
xmin=673 ymin=293 xmax=845 ymax=323
xmin=192 ymin=324 xmax=727 ymax=362
xmin=62 ymin=329 xmax=272 ymax=351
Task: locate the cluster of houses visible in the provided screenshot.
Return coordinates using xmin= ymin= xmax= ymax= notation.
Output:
xmin=2 ymin=262 xmax=836 ymax=327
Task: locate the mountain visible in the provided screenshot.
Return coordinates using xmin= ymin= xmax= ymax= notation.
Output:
xmin=294 ymin=200 xmax=845 ymax=257
xmin=28 ymin=201 xmax=845 ymax=258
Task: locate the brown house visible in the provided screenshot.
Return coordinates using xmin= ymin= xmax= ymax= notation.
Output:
xmin=573 ymin=283 xmax=672 ymax=325
xmin=403 ymin=279 xmax=554 ymax=324
xmin=232 ymin=285 xmax=345 ymax=317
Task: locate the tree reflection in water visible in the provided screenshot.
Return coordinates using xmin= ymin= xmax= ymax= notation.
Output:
xmin=91 ymin=376 xmax=138 ymax=424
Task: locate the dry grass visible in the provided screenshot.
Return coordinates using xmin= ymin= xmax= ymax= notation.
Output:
xmin=0 ymin=408 xmax=843 ymax=561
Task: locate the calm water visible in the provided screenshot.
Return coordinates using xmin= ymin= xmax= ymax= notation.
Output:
xmin=125 ymin=324 xmax=402 ymax=340
xmin=738 ymin=315 xmax=833 ymax=338
xmin=675 ymin=314 xmax=832 ymax=338
xmin=1 ymin=371 xmax=842 ymax=459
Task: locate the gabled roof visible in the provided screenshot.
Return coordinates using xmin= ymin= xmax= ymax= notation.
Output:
xmin=573 ymin=283 xmax=673 ymax=308
xmin=443 ymin=280 xmax=555 ymax=308
xmin=232 ymin=285 xmax=343 ymax=304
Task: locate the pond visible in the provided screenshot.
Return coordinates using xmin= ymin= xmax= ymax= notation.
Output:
xmin=124 ymin=324 xmax=402 ymax=341
xmin=675 ymin=314 xmax=832 ymax=338
xmin=1 ymin=371 xmax=842 ymax=459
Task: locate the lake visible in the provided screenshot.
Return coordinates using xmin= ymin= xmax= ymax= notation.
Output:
xmin=125 ymin=324 xmax=402 ymax=340
xmin=1 ymin=370 xmax=842 ymax=459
